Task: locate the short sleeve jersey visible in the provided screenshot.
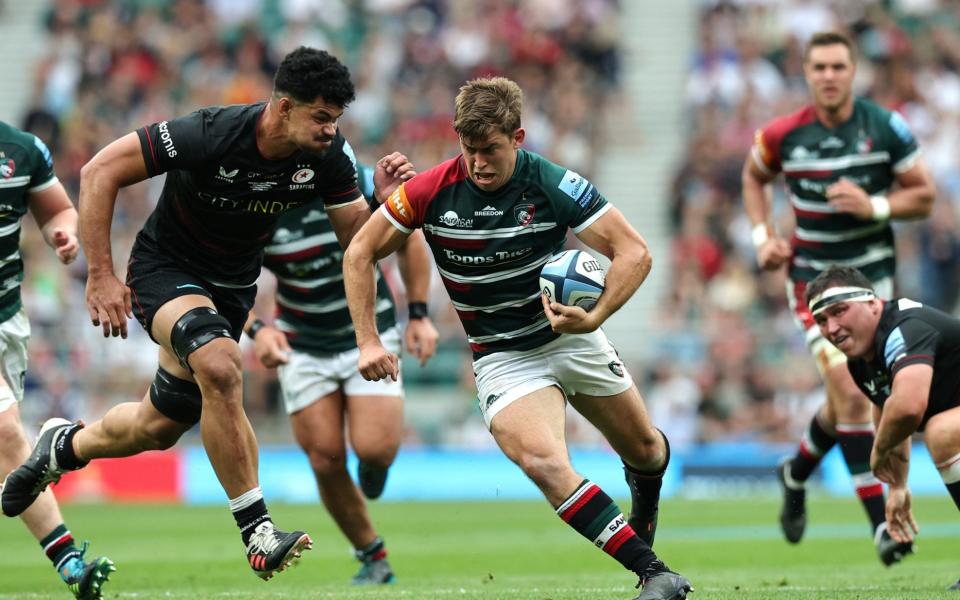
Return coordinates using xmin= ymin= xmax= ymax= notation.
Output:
xmin=263 ymin=163 xmax=396 ymax=355
xmin=381 ymin=149 xmax=609 ymax=358
xmin=847 ymin=299 xmax=960 ymax=429
xmin=0 ymin=120 xmax=60 ymax=322
xmin=750 ymin=97 xmax=920 ymax=283
xmin=136 ymin=103 xmax=360 ymax=286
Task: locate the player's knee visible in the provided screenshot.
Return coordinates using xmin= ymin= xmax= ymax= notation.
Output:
xmin=515 ymin=451 xmax=569 ymax=486
xmin=923 ymin=416 xmax=955 ymax=463
xmin=305 ymin=448 xmax=347 ymax=478
xmin=624 ymin=428 xmax=667 ymax=469
xmin=0 ymin=411 xmax=27 ymax=454
xmin=190 ymin=343 xmax=242 ymax=398
xmin=169 ymin=307 xmax=233 ymax=374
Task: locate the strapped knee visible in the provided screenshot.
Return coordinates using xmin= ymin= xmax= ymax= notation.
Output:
xmin=150 ymin=367 xmax=203 ymax=426
xmin=169 ymin=307 xmax=232 ymax=372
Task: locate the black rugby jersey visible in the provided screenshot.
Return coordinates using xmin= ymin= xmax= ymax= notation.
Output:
xmin=848 ymin=298 xmax=960 ymax=429
xmin=136 ymin=102 xmax=360 ymax=286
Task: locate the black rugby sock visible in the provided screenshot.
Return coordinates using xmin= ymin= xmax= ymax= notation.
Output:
xmin=790 ymin=413 xmax=836 ymax=482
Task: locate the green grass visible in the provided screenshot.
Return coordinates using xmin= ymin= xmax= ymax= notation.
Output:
xmin=0 ymin=496 xmax=956 ymax=599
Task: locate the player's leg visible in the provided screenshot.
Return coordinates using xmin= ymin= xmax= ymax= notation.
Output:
xmin=0 ymin=405 xmax=115 ymax=599
xmin=343 ymin=376 xmax=403 ymax=584
xmin=152 ymin=294 xmax=311 ymax=579
xmin=920 ymin=405 xmax=960 ymax=590
xmin=490 ymin=387 xmax=689 ymax=599
xmin=924 ymin=405 xmax=960 ymax=511
xmin=0 ymin=309 xmax=115 ymax=599
xmin=346 ymin=326 xmax=405 ymax=502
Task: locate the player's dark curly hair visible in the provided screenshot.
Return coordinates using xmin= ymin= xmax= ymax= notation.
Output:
xmin=273 ymin=47 xmax=355 ymax=108
xmin=805 ymin=265 xmax=875 ymax=306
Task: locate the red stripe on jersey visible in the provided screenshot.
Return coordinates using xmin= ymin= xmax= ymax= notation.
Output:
xmin=786 ymin=170 xmax=833 ymax=179
xmin=265 ymin=245 xmax=326 ymax=262
xmin=468 ymin=342 xmax=488 ymax=353
xmin=326 ymin=186 xmax=361 ymax=201
xmin=559 ymin=484 xmax=600 ymax=523
xmin=790 ymin=233 xmax=822 ymax=249
xmin=794 ymin=208 xmax=829 ymax=220
xmin=456 ymin=309 xmax=476 ymax=321
xmin=276 ymin=299 xmax=305 ymax=317
xmin=604 ymin=524 xmax=636 ymax=555
xmin=142 ymin=127 xmax=158 ymax=170
xmin=430 ymin=235 xmax=487 ymax=249
xmin=442 ymin=278 xmax=473 ymax=293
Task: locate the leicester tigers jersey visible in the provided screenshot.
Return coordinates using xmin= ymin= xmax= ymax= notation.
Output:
xmin=136 ymin=102 xmax=361 ymax=287
xmin=848 ymin=299 xmax=960 ymax=430
xmin=263 ymin=164 xmax=397 ymax=355
xmin=382 ymin=149 xmax=608 ymax=358
xmin=0 ymin=121 xmax=60 ymax=322
xmin=751 ymin=97 xmax=920 ymax=282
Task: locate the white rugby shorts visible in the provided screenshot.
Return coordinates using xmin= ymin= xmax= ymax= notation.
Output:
xmin=474 ymin=328 xmax=633 ymax=428
xmin=0 ymin=308 xmax=30 ymax=413
xmin=277 ymin=325 xmax=403 ymax=415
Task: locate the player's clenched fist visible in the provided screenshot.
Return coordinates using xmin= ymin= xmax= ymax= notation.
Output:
xmin=358 ymin=342 xmax=399 ymax=381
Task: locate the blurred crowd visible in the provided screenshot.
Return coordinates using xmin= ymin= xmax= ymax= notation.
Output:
xmin=14 ymin=0 xmax=622 ymax=444
xmin=651 ymin=0 xmax=960 ymax=450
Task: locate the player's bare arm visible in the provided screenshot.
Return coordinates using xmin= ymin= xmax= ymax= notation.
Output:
xmin=28 ymin=181 xmax=79 ymax=265
xmin=327 ymin=152 xmax=416 ymax=249
xmin=343 ymin=209 xmax=410 ymax=381
xmin=79 ymin=132 xmax=149 ymax=339
xmin=542 ymin=207 xmax=649 ymax=335
xmin=395 ymin=230 xmax=438 ymax=366
xmin=827 ymin=160 xmax=936 ymax=220
xmin=871 ymin=363 xmax=932 ymax=485
xmin=741 ymin=154 xmax=791 ymax=270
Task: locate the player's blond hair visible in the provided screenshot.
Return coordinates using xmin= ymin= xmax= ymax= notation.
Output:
xmin=454 ymin=77 xmax=522 ymax=141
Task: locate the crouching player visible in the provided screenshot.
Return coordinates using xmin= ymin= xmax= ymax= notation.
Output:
xmin=807 ymin=265 xmax=960 ymax=590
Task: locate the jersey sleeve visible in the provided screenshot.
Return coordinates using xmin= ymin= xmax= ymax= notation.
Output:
xmin=27 ymin=134 xmax=58 ymax=192
xmin=380 ymin=159 xmax=458 ymax=233
xmin=750 ymin=123 xmax=784 ymax=177
xmin=137 ymin=109 xmax=223 ymax=176
xmin=884 ymin=110 xmax=921 ymax=174
xmin=538 ymin=159 xmax=608 ymax=233
xmin=316 ymin=133 xmax=361 ymax=209
xmin=884 ymin=319 xmax=938 ymax=376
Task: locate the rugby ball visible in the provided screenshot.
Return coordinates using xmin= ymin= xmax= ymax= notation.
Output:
xmin=539 ymin=249 xmax=605 ymax=311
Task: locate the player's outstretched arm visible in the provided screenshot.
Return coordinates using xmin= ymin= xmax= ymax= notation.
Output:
xmin=557 ymin=206 xmax=649 ymax=333
xmin=29 ymin=181 xmax=79 ymax=265
xmin=343 ymin=209 xmax=410 ymax=381
xmin=79 ymin=132 xmax=149 ymax=339
xmin=741 ymin=154 xmax=790 ymax=270
xmin=871 ymin=363 xmax=931 ymax=485
xmin=396 ymin=230 xmax=438 ymax=366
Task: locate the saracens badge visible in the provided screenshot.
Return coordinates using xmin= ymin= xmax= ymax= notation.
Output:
xmin=292 ymin=168 xmax=315 ymax=183
xmin=514 ymin=203 xmax=535 ymax=226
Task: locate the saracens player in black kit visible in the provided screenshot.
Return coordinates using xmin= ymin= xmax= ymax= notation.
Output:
xmin=807 ymin=266 xmax=960 ymax=591
xmin=0 ymin=47 xmax=414 ymax=581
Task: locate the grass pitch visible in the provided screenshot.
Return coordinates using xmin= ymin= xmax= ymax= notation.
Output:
xmin=0 ymin=496 xmax=956 ymax=599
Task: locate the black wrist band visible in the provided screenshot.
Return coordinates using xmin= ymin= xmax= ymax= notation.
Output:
xmin=247 ymin=319 xmax=265 ymax=340
xmin=408 ymin=302 xmax=428 ymax=320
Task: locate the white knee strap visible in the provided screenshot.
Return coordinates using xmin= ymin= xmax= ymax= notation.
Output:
xmin=937 ymin=452 xmax=960 ymax=485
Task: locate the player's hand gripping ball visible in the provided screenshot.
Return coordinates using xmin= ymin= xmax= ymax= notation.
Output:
xmin=539 ymin=249 xmax=605 ymax=311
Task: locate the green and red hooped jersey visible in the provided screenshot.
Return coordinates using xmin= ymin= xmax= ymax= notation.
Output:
xmin=751 ymin=97 xmax=920 ymax=283
xmin=0 ymin=121 xmax=60 ymax=322
xmin=382 ymin=149 xmax=609 ymax=359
